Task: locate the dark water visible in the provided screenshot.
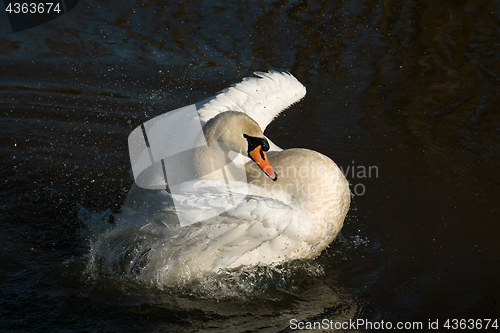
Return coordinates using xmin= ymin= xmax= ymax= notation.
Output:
xmin=1 ymin=0 xmax=500 ymax=331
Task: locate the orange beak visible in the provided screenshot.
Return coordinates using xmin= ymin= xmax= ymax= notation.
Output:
xmin=249 ymin=145 xmax=277 ymax=181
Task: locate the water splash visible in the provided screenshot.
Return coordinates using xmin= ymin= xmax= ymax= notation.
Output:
xmin=79 ymin=206 xmax=332 ymax=300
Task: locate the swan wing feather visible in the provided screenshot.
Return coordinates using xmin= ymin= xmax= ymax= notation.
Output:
xmin=197 ymin=71 xmax=306 ymax=131
xmin=129 ymin=188 xmax=293 ymax=272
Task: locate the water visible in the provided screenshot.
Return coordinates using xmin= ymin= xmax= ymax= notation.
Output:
xmin=1 ymin=0 xmax=500 ymax=331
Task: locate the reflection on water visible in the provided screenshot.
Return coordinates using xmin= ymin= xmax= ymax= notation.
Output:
xmin=1 ymin=0 xmax=500 ymax=331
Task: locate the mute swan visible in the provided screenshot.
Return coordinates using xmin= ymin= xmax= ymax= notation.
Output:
xmin=88 ymin=71 xmax=350 ymax=284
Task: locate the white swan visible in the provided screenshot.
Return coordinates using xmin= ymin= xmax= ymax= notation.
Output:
xmin=88 ymin=71 xmax=350 ymax=284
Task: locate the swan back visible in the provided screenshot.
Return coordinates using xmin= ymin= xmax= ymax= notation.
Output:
xmin=241 ymin=148 xmax=351 ymax=263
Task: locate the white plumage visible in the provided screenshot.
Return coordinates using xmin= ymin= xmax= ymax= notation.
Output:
xmin=198 ymin=71 xmax=306 ymax=131
xmin=87 ymin=71 xmax=350 ymax=285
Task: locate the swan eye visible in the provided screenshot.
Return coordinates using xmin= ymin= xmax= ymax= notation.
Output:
xmin=243 ymin=134 xmax=270 ymax=153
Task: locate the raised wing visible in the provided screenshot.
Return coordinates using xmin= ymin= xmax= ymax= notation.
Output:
xmin=196 ymin=71 xmax=306 ymax=131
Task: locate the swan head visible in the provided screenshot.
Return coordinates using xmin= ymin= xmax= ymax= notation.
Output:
xmin=202 ymin=111 xmax=277 ymax=181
